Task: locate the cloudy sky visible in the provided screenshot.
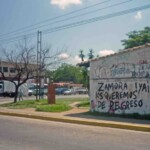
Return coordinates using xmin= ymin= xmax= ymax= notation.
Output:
xmin=0 ymin=0 xmax=150 ymax=64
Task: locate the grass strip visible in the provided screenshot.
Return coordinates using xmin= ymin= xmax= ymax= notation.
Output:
xmin=0 ymin=98 xmax=89 ymax=112
xmin=36 ymin=104 xmax=71 ymax=112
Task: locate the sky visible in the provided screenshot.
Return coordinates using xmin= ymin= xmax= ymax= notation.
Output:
xmin=0 ymin=0 xmax=150 ymax=65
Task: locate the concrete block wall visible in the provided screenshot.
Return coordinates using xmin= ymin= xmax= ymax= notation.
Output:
xmin=90 ymin=44 xmax=150 ymax=115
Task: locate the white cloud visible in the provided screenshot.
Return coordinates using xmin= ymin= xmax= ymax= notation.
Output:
xmin=50 ymin=0 xmax=82 ymax=9
xmin=98 ymin=50 xmax=115 ymax=57
xmin=58 ymin=53 xmax=70 ymax=59
xmin=68 ymin=55 xmax=87 ymax=65
xmin=74 ymin=55 xmax=82 ymax=63
xmin=134 ymin=11 xmax=142 ymax=20
xmin=57 ymin=54 xmax=87 ymax=65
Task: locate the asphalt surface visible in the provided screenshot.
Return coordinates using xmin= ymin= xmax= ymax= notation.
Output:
xmin=0 ymin=94 xmax=150 ymax=133
xmin=0 ymin=115 xmax=150 ymax=150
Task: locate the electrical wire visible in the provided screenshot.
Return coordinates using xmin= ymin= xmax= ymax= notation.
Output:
xmin=1 ymin=4 xmax=150 ymax=44
xmin=0 ymin=0 xmax=132 ymax=40
xmin=0 ymin=0 xmax=113 ymax=38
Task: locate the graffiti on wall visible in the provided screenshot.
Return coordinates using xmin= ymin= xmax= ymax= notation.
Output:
xmin=91 ymin=48 xmax=150 ymax=114
xmin=94 ymin=61 xmax=150 ymax=79
xmin=91 ymin=80 xmax=149 ymax=114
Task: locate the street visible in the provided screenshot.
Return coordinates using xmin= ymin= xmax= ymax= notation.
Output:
xmin=0 ymin=116 xmax=149 ymax=150
xmin=0 ymin=96 xmax=35 ymax=104
xmin=0 ymin=94 xmax=89 ymax=103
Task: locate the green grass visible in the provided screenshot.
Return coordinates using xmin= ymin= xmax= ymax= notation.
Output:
xmin=36 ymin=104 xmax=71 ymax=112
xmin=77 ymin=101 xmax=90 ymax=108
xmin=0 ymin=99 xmax=47 ymax=109
xmin=1 ymin=98 xmax=149 ymax=120
xmin=56 ymin=97 xmax=89 ymax=104
xmin=0 ymin=97 xmax=89 ymax=112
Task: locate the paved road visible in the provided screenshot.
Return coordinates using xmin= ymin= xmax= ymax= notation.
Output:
xmin=0 ymin=116 xmax=149 ymax=150
xmin=0 ymin=94 xmax=89 ymax=103
xmin=0 ymin=96 xmax=34 ymax=103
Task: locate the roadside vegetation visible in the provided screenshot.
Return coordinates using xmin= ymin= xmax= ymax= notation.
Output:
xmin=77 ymin=101 xmax=90 ymax=108
xmin=1 ymin=97 xmax=149 ymax=120
xmin=0 ymin=97 xmax=89 ymax=112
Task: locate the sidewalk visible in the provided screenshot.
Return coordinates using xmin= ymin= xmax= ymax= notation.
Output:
xmin=0 ymin=103 xmax=150 ymax=132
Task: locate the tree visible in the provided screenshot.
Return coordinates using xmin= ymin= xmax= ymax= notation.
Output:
xmin=79 ymin=49 xmax=85 ymax=62
xmin=53 ymin=63 xmax=84 ymax=84
xmin=121 ymin=26 xmax=150 ymax=49
xmin=0 ymin=42 xmax=64 ymax=103
xmin=88 ymin=49 xmax=94 ymax=59
xmin=81 ymin=67 xmax=89 ymax=88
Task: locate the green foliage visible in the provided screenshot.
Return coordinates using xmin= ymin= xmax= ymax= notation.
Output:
xmin=56 ymin=97 xmax=89 ymax=104
xmin=77 ymin=101 xmax=90 ymax=108
xmin=53 ymin=63 xmax=84 ymax=84
xmin=79 ymin=49 xmax=85 ymax=61
xmin=0 ymin=99 xmax=47 ymax=109
xmin=78 ymin=49 xmax=95 ymax=61
xmin=36 ymin=104 xmax=71 ymax=112
xmin=0 ymin=97 xmax=89 ymax=112
xmin=81 ymin=67 xmax=89 ymax=88
xmin=121 ymin=26 xmax=150 ymax=49
xmin=88 ymin=49 xmax=94 ymax=59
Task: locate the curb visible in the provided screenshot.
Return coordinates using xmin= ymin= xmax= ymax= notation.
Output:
xmin=0 ymin=111 xmax=150 ymax=132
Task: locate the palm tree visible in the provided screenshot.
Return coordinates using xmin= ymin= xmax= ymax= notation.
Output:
xmin=88 ymin=49 xmax=94 ymax=59
xmin=79 ymin=49 xmax=85 ymax=62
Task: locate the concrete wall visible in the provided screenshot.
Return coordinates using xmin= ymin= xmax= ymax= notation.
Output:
xmin=90 ymin=44 xmax=150 ymax=115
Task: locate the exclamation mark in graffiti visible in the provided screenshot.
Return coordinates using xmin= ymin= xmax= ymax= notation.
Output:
xmin=135 ymin=82 xmax=137 ymax=92
xmin=147 ymin=80 xmax=149 ymax=93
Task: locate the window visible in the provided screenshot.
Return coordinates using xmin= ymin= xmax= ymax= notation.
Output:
xmin=3 ymin=67 xmax=8 ymax=72
xmin=0 ymin=67 xmax=2 ymax=72
xmin=10 ymin=68 xmax=16 ymax=73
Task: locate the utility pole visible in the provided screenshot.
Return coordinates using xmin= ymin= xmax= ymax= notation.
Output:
xmin=36 ymin=31 xmax=42 ymax=100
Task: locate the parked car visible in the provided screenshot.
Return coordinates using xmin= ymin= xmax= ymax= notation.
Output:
xmin=55 ymin=88 xmax=68 ymax=95
xmin=76 ymin=88 xmax=88 ymax=94
xmin=63 ymin=89 xmax=76 ymax=95
xmin=43 ymin=88 xmax=48 ymax=95
xmin=28 ymin=89 xmax=33 ymax=96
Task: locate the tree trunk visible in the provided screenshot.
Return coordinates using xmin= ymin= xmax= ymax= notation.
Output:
xmin=14 ymin=86 xmax=19 ymax=103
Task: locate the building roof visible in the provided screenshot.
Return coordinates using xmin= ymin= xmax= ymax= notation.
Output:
xmin=91 ymin=43 xmax=150 ymax=62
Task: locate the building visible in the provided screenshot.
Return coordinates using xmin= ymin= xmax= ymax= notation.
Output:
xmin=0 ymin=60 xmax=37 ymax=80
xmin=90 ymin=43 xmax=150 ymax=115
xmin=0 ymin=61 xmax=17 ymax=80
xmin=54 ymin=82 xmax=83 ymax=88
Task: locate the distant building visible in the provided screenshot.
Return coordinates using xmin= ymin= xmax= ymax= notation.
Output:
xmin=54 ymin=82 xmax=83 ymax=88
xmin=0 ymin=61 xmax=17 ymax=80
xmin=0 ymin=61 xmax=37 ymax=80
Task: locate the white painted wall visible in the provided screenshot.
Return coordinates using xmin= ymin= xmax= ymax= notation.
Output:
xmin=90 ymin=45 xmax=150 ymax=114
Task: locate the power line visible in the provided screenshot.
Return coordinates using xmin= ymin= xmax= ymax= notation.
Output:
xmin=0 ymin=32 xmax=36 ymax=44
xmin=43 ymin=4 xmax=150 ymax=34
xmin=0 ymin=0 xmax=132 ymax=40
xmin=1 ymin=4 xmax=150 ymax=44
xmin=0 ymin=0 xmax=113 ymax=38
